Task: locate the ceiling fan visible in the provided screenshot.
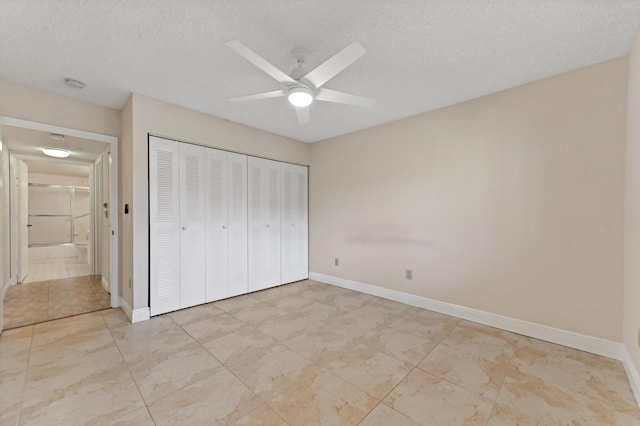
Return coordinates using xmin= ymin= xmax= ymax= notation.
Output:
xmin=226 ymin=39 xmax=375 ymax=125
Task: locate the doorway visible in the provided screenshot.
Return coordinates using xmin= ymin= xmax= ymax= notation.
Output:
xmin=0 ymin=119 xmax=119 ymax=330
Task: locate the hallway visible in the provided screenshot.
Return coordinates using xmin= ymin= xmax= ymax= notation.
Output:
xmin=3 ymin=275 xmax=110 ymax=329
xmin=23 ymin=257 xmax=91 ymax=284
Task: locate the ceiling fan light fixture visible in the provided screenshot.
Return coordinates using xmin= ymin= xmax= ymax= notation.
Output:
xmin=288 ymin=86 xmax=313 ymax=107
xmin=42 ymin=148 xmax=70 ymax=158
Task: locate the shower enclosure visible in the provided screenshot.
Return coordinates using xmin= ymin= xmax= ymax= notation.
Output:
xmin=28 ymin=183 xmax=91 ymax=266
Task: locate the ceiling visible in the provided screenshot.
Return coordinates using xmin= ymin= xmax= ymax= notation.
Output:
xmin=1 ymin=1 xmax=639 ymax=143
xmin=2 ymin=125 xmax=110 ymax=163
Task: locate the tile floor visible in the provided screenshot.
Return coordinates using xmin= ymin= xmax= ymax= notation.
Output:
xmin=3 ymin=275 xmax=111 ymax=329
xmin=1 ymin=280 xmax=638 ymax=425
xmin=23 ymin=259 xmax=91 ymax=284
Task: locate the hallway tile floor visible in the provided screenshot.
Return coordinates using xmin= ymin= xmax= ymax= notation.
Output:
xmin=3 ymin=275 xmax=110 ymax=329
xmin=0 ymin=280 xmax=638 ymax=425
xmin=23 ymin=260 xmax=91 ymax=284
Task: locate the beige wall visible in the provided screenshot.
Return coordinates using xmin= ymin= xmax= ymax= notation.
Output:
xmin=310 ymin=57 xmax=627 ymax=341
xmin=1 ymin=138 xmax=8 ymax=288
xmin=0 ymin=137 xmax=7 ymax=332
xmin=126 ymin=94 xmax=310 ymax=311
xmin=625 ymin=33 xmax=640 ymax=377
xmin=120 ymin=96 xmax=133 ymax=307
xmin=0 ymin=81 xmax=120 ymax=137
xmin=29 ymin=173 xmax=88 ymax=186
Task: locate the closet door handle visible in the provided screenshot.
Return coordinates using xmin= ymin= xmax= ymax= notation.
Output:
xmin=182 ymin=226 xmax=186 ymax=231
xmin=222 ymin=225 xmax=226 ymax=230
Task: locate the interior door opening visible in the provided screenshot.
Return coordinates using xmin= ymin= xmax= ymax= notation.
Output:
xmin=0 ymin=120 xmax=119 ymax=331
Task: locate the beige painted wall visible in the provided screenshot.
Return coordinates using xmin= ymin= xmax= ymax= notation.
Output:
xmin=120 ymin=96 xmax=133 ymax=307
xmin=625 ymin=32 xmax=640 ymax=377
xmin=29 ymin=173 xmax=88 ymax=186
xmin=310 ymin=57 xmax=627 ymax=341
xmin=125 ymin=94 xmax=310 ymax=310
xmin=0 ymin=81 xmax=120 ymax=137
xmin=1 ymin=139 xmax=8 ymax=288
xmin=0 ymin=138 xmax=7 ymax=333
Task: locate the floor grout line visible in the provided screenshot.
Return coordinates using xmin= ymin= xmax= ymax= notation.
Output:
xmin=14 ymin=324 xmax=36 ymax=426
xmin=102 ymin=312 xmax=157 ymax=425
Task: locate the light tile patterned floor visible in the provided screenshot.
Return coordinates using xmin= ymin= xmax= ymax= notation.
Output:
xmin=0 ymin=280 xmax=638 ymax=425
xmin=23 ymin=259 xmax=91 ymax=284
xmin=3 ymin=275 xmax=111 ymax=329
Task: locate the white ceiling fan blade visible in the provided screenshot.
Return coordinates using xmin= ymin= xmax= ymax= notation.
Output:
xmin=295 ymin=106 xmax=310 ymax=124
xmin=230 ymin=90 xmax=285 ymax=102
xmin=303 ymin=42 xmax=366 ymax=89
xmin=226 ymin=39 xmax=296 ymax=85
xmin=315 ymin=88 xmax=376 ymax=108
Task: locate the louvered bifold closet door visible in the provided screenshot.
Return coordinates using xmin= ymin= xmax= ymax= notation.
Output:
xmin=179 ymin=143 xmax=207 ymax=309
xmin=149 ymin=136 xmax=181 ymax=316
xmin=205 ymin=148 xmax=229 ymax=302
xmin=281 ymin=163 xmax=308 ymax=284
xmin=227 ymin=153 xmax=248 ymax=297
xmin=248 ymin=157 xmax=266 ymax=292
xmin=248 ymin=157 xmax=281 ymax=292
xmin=264 ymin=159 xmax=282 ymax=288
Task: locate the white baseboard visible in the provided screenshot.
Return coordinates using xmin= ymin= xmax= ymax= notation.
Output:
xmin=118 ymin=297 xmax=149 ymax=323
xmin=623 ymin=347 xmax=640 ymax=408
xmin=309 ymin=272 xmax=623 ymax=361
xmin=119 ymin=297 xmax=132 ymax=321
xmin=132 ymin=307 xmax=150 ymax=323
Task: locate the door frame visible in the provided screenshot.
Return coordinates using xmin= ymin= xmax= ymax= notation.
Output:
xmin=0 ymin=116 xmax=120 ymax=310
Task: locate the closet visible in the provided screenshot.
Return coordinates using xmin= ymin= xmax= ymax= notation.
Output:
xmin=149 ymin=136 xmax=307 ymax=316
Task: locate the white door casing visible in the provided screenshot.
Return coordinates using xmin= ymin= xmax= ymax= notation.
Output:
xmin=18 ymin=160 xmax=28 ymax=283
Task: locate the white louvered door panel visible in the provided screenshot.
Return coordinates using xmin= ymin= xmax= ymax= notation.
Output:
xmin=264 ymin=159 xmax=281 ymax=289
xmin=293 ymin=165 xmax=308 ymax=281
xmin=179 ymin=143 xmax=207 ymax=309
xmin=228 ymin=153 xmax=248 ymax=297
xmin=205 ymin=148 xmax=228 ymax=302
xmin=149 ymin=136 xmax=181 ymax=316
xmin=248 ymin=157 xmax=266 ymax=291
xmin=281 ymin=163 xmax=308 ymax=283
xmin=281 ymin=164 xmax=294 ymax=283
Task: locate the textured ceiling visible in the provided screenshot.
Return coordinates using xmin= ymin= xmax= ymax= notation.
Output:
xmin=1 ymin=1 xmax=639 ymax=143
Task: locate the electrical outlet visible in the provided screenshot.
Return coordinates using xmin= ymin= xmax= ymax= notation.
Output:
xmin=334 ymin=258 xmax=339 ymax=267
xmin=406 ymin=269 xmax=413 ymax=280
